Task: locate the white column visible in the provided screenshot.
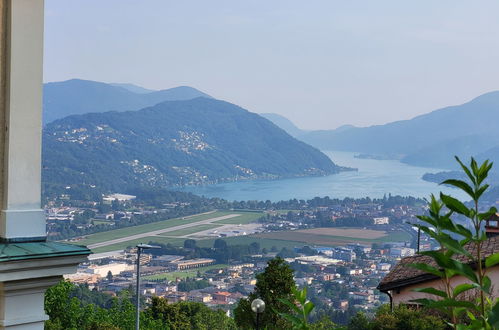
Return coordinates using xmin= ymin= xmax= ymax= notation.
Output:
xmin=0 ymin=1 xmax=91 ymax=329
xmin=0 ymin=0 xmax=46 ymax=240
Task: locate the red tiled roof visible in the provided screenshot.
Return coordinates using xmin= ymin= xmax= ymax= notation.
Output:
xmin=377 ymin=236 xmax=499 ymax=291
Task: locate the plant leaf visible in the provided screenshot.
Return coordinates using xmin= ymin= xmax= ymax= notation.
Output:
xmin=278 ymin=298 xmax=301 ymax=315
xmin=279 ymin=312 xmax=303 ymax=326
xmin=303 ymin=301 xmax=314 ymax=315
xmin=482 ymin=276 xmax=492 ymax=295
xmin=453 ymin=283 xmax=478 ymax=297
xmin=485 ymin=253 xmax=499 ymax=268
xmin=413 ymin=287 xmax=447 ymax=298
xmin=475 ymin=184 xmax=489 ymax=200
xmin=478 ymin=207 xmax=498 ymax=222
xmin=455 ymin=156 xmax=476 ymax=185
xmin=440 ymin=193 xmax=470 ymax=217
xmin=488 ymin=299 xmax=499 ymax=328
xmin=421 ymin=250 xmax=453 ymax=268
xmin=438 ymin=234 xmax=472 ymax=258
xmin=441 ymin=179 xmax=475 ymax=199
xmin=448 ymin=259 xmax=479 ymax=283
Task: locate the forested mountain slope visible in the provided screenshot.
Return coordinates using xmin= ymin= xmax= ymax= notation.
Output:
xmin=43 ymin=97 xmax=340 ymax=194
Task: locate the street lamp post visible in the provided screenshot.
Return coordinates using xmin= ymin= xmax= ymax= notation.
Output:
xmin=251 ymin=298 xmax=265 ymax=330
xmin=135 ymin=244 xmax=160 ymax=330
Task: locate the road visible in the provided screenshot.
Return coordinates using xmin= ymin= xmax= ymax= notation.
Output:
xmin=87 ymin=214 xmax=241 ymax=249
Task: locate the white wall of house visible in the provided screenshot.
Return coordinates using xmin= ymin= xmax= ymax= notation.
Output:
xmin=391 ymin=265 xmax=499 ymax=304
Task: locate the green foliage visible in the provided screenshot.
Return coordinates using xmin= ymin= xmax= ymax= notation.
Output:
xmin=347 ymin=312 xmax=370 ymax=330
xmin=144 ymin=296 xmax=237 ymax=330
xmin=234 ymin=257 xmax=295 ymax=329
xmin=278 ymin=286 xmax=316 ymax=330
xmin=45 ymin=281 xmax=140 ymax=330
xmin=177 ymin=278 xmax=210 ymax=292
xmin=45 ymin=281 xmax=235 ymax=330
xmin=309 ymin=317 xmax=340 ymax=330
xmin=370 ymin=305 xmax=446 ymax=330
xmin=213 ymin=238 xmax=228 ymax=250
xmin=183 ymin=239 xmax=197 ymax=249
xmin=410 ymin=157 xmax=499 ymax=329
xmin=345 ymin=305 xmax=446 ymax=330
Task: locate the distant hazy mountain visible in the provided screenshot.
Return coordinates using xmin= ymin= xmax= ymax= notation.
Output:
xmin=300 ymin=91 xmax=499 ymax=168
xmin=43 ymin=79 xmax=212 ymax=124
xmin=260 ymin=113 xmax=304 ymax=137
xmin=43 ymin=98 xmax=341 ymax=194
xmin=110 ymin=83 xmax=156 ymax=94
xmin=334 ymin=124 xmax=356 ymax=133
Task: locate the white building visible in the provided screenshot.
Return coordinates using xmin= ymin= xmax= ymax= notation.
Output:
xmin=294 ymin=255 xmax=341 ymax=266
xmin=373 ymin=217 xmax=390 ymax=225
xmin=103 ymin=193 xmax=137 ymax=202
xmin=377 ymin=263 xmax=392 ymax=271
xmin=390 ymin=247 xmax=415 ymax=257
xmin=85 ymin=263 xmax=131 ymax=277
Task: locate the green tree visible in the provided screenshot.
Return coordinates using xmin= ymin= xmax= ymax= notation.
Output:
xmin=347 ymin=312 xmax=370 ymax=330
xmin=309 ymin=317 xmax=339 ymax=330
xmin=106 ymin=271 xmax=113 ymax=281
xmin=213 ymin=238 xmax=228 ymax=250
xmin=183 ymin=239 xmax=196 ymax=249
xmin=45 ymin=281 xmax=163 ymax=330
xmin=370 ymin=305 xmax=445 ymax=330
xmin=234 ymin=257 xmax=295 ymax=329
xmin=145 ymin=296 xmax=236 ymax=329
xmin=44 ymin=280 xmax=83 ymax=330
xmin=249 ymin=241 xmax=261 ymax=254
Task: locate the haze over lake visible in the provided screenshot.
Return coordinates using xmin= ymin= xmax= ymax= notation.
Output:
xmin=181 ymin=151 xmax=467 ymax=202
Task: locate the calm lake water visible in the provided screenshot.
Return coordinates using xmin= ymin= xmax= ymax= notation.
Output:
xmin=180 ymin=151 xmax=467 ymax=202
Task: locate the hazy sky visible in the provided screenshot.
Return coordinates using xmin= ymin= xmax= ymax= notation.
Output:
xmin=44 ymin=1 xmax=499 ymax=130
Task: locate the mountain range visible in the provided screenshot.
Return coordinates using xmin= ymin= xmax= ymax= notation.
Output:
xmin=259 ymin=113 xmax=305 ymax=138
xmin=43 ymin=79 xmax=212 ymax=124
xmin=42 ymin=97 xmax=340 ymax=195
xmin=44 ymin=78 xmax=499 ymax=195
xmin=265 ymin=92 xmax=499 ymax=170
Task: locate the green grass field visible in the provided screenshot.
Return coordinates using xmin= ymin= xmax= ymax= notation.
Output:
xmin=75 ymin=207 xmax=411 ymax=255
xmin=143 ymin=264 xmax=228 ymax=281
xmin=92 ymin=227 xmax=410 ymax=254
xmin=160 ymin=224 xmax=222 ymax=237
xmin=195 ymin=235 xmax=303 ymax=250
xmin=213 ymin=212 xmax=263 ymax=224
xmin=91 ymin=237 xmax=186 ymax=254
xmin=75 ymin=211 xmax=229 ymax=246
xmin=254 ymin=229 xmax=411 ymax=247
xmin=74 ymin=210 xmax=263 ymax=253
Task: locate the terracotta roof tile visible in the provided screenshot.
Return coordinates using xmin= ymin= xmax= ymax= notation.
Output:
xmin=377 ymin=236 xmax=499 ymax=291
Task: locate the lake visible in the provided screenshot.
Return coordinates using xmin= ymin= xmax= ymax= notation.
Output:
xmin=180 ymin=151 xmax=467 ymax=202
